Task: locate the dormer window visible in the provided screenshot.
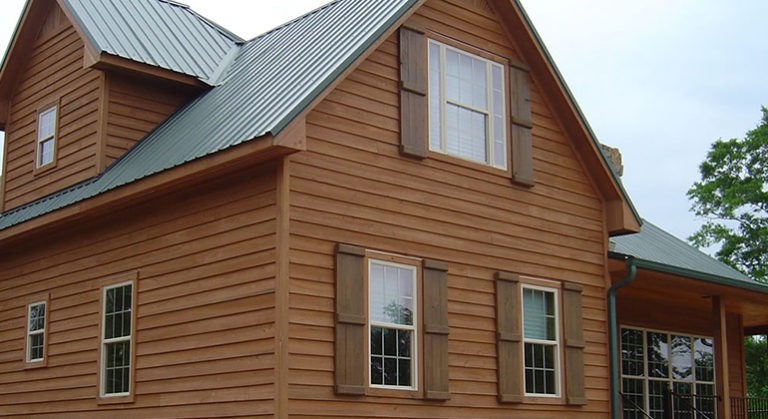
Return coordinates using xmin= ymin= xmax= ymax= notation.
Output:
xmin=36 ymin=106 xmax=57 ymax=168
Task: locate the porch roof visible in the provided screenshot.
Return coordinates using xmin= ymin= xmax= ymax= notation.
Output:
xmin=610 ymin=219 xmax=768 ymax=294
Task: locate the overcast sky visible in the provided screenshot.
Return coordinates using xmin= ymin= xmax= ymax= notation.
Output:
xmin=1 ymin=0 xmax=766 ymax=248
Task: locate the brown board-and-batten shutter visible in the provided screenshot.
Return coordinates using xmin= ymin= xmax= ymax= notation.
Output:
xmin=495 ymin=271 xmax=523 ymax=403
xmin=335 ymin=244 xmax=366 ymax=395
xmin=563 ymin=281 xmax=587 ymax=405
xmin=422 ymin=259 xmax=450 ymax=400
xmin=399 ymin=26 xmax=428 ymax=158
xmin=509 ymin=61 xmax=534 ymax=186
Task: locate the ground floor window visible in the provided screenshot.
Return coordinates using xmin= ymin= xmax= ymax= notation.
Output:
xmin=621 ymin=327 xmax=715 ymax=418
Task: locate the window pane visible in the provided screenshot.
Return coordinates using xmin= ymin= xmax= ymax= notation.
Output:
xmin=371 ymin=327 xmax=383 ymax=355
xmin=670 ymin=335 xmax=693 ymax=380
xmin=369 ymin=262 xmax=414 ymax=326
xmin=104 ymin=341 xmax=130 ymax=394
xmin=28 ymin=303 xmax=45 ymax=332
xmin=622 ymin=378 xmax=645 ymax=419
xmin=524 ymin=342 xmax=556 ymax=395
xmin=523 ymin=288 xmax=556 ymax=341
xmin=383 ymin=327 xmax=397 ymax=356
xmin=646 ymin=332 xmax=669 ymax=378
xmin=648 ymin=380 xmax=667 ymax=418
xmin=621 ymin=328 xmax=645 ymax=376
xmin=39 ymin=138 xmax=54 ymax=166
xmin=694 ymin=338 xmax=714 ymax=382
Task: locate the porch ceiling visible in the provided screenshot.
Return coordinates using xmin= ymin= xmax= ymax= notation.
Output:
xmin=609 ymin=260 xmax=768 ymax=333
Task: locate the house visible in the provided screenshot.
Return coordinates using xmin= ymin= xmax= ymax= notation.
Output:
xmin=0 ymin=0 xmax=765 ymax=417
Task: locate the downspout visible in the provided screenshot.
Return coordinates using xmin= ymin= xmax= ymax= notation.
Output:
xmin=608 ymin=254 xmax=636 ymax=419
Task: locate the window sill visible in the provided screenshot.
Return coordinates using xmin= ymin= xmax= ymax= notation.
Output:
xmin=33 ymin=161 xmax=57 ymax=176
xmin=426 ymin=150 xmax=512 ymax=178
xmin=97 ymin=394 xmax=135 ymax=405
xmin=23 ymin=359 xmax=47 ymax=369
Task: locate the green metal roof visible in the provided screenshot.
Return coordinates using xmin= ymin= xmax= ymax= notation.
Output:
xmin=0 ymin=0 xmax=418 ymax=230
xmin=610 ymin=219 xmax=768 ymax=292
xmin=62 ymin=0 xmax=243 ymax=83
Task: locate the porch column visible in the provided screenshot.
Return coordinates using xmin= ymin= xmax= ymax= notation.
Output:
xmin=712 ymin=296 xmax=731 ymax=418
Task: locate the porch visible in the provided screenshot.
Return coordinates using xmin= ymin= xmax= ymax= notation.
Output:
xmin=609 ymin=221 xmax=768 ymax=419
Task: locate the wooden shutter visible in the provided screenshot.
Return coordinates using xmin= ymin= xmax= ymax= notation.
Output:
xmin=335 ymin=244 xmax=366 ymax=395
xmin=495 ymin=271 xmax=523 ymax=403
xmin=562 ymin=282 xmax=587 ymax=405
xmin=399 ymin=27 xmax=428 ymax=158
xmin=509 ymin=61 xmax=534 ymax=186
xmin=422 ymin=259 xmax=450 ymax=400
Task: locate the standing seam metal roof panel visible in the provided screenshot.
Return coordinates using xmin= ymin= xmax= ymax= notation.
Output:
xmin=62 ymin=0 xmax=242 ymax=82
xmin=610 ymin=219 xmax=754 ymax=284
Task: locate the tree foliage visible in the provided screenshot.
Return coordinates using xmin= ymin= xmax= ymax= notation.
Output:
xmin=687 ymin=106 xmax=768 ymax=282
xmin=745 ymin=336 xmax=768 ymax=398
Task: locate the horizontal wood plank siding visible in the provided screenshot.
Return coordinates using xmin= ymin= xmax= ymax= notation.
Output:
xmin=2 ymin=18 xmax=101 ymax=211
xmin=0 ymin=168 xmax=278 ymax=417
xmin=104 ymin=74 xmax=192 ymax=168
xmin=286 ymin=0 xmax=608 ymax=416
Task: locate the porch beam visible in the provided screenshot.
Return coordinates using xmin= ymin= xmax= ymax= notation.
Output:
xmin=712 ymin=296 xmax=731 ymax=418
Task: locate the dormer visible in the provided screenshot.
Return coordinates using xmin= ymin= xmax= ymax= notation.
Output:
xmin=0 ymin=0 xmax=242 ymax=213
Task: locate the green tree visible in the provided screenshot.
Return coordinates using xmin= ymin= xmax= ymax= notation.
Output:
xmin=687 ymin=106 xmax=768 ymax=283
xmin=745 ymin=336 xmax=768 ymax=398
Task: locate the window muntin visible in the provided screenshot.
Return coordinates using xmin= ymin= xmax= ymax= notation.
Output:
xmin=36 ymin=107 xmax=56 ymax=168
xmin=428 ymin=40 xmax=506 ymax=169
xmin=620 ymin=327 xmax=715 ymax=418
xmin=522 ymin=285 xmax=560 ymax=397
xmin=26 ymin=301 xmax=46 ymax=362
xmin=368 ymin=259 xmax=417 ymax=389
xmin=101 ymin=282 xmax=133 ymax=397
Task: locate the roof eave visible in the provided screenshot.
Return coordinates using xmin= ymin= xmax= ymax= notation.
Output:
xmin=608 ymin=251 xmax=768 ymax=294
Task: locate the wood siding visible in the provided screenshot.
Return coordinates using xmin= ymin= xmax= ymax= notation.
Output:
xmin=285 ymin=0 xmax=609 ymax=416
xmin=103 ymin=74 xmax=193 ymax=170
xmin=2 ymin=14 xmax=101 ymax=211
xmin=0 ymin=168 xmax=278 ymax=417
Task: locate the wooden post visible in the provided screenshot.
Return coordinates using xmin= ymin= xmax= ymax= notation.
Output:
xmin=712 ymin=296 xmax=731 ymax=418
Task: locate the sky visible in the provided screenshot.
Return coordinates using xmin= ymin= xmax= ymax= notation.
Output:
xmin=0 ymin=0 xmax=766 ymax=248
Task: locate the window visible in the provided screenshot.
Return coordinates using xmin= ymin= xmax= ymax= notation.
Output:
xmin=100 ymin=282 xmax=134 ymax=398
xmin=25 ymin=301 xmax=47 ymax=363
xmin=36 ymin=106 xmax=57 ymax=168
xmin=522 ymin=285 xmax=560 ymax=397
xmin=620 ymin=327 xmax=715 ymax=418
xmin=428 ymin=40 xmax=506 ymax=169
xmin=334 ymin=244 xmax=449 ymax=399
xmin=368 ymin=259 xmax=417 ymax=389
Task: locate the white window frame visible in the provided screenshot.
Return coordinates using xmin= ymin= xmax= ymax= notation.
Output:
xmin=25 ymin=301 xmax=47 ymax=363
xmin=428 ymin=39 xmax=507 ymax=169
xmin=521 ymin=284 xmax=561 ymax=398
xmin=619 ymin=326 xmax=716 ymax=416
xmin=36 ymin=106 xmax=57 ymax=168
xmin=100 ymin=281 xmax=134 ymax=398
xmin=367 ymin=258 xmax=418 ymax=391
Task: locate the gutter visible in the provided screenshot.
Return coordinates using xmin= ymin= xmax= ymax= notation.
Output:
xmin=607 ymin=254 xmax=636 ymax=419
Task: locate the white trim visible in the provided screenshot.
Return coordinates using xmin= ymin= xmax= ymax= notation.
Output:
xmin=521 ymin=284 xmax=561 ymax=398
xmin=25 ymin=301 xmax=46 ymax=363
xmin=367 ymin=259 xmax=418 ymax=391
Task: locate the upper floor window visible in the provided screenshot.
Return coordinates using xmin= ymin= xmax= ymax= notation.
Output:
xmin=26 ymin=300 xmax=47 ymax=363
xmin=368 ymin=259 xmax=417 ymax=389
xmin=522 ymin=284 xmax=560 ymax=397
xmin=36 ymin=106 xmax=57 ymax=168
xmin=101 ymin=281 xmax=133 ymax=398
xmin=428 ymin=40 xmax=506 ymax=169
